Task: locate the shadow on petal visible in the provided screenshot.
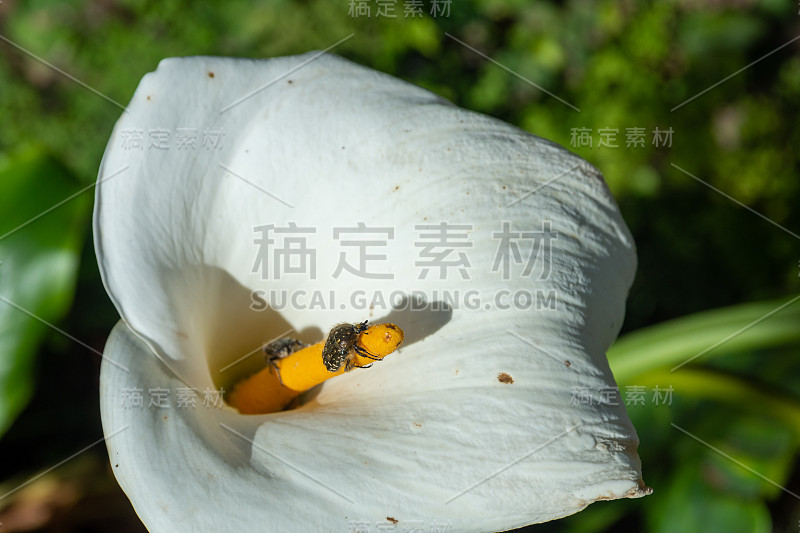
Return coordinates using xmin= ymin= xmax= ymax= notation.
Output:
xmin=375 ymin=294 xmax=452 ymax=348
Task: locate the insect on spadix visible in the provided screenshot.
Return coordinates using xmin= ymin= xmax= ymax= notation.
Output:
xmin=321 ymin=320 xmax=381 ymax=372
xmin=263 ymin=337 xmax=308 ymax=384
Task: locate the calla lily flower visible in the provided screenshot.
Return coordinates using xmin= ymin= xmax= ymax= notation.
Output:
xmin=95 ymin=52 xmax=649 ymax=532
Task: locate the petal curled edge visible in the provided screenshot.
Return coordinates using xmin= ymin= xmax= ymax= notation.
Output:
xmin=96 ymin=53 xmax=648 ymax=531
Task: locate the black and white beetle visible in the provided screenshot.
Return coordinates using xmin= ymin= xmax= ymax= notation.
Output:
xmin=321 ymin=320 xmax=381 ymax=372
xmin=263 ymin=337 xmax=308 ymax=384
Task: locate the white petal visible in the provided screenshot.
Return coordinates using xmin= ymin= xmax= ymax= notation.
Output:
xmin=96 ymin=53 xmax=648 ymax=531
xmin=94 ymin=53 xmax=635 ymax=388
xmin=103 ymin=321 xmax=648 ymax=532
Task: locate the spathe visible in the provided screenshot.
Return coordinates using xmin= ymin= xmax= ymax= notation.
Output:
xmin=95 ymin=53 xmax=648 ymax=532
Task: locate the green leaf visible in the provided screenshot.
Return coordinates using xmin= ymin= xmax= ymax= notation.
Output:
xmin=608 ymin=296 xmax=800 ymax=382
xmin=647 ymin=462 xmax=771 ymax=533
xmin=702 ymin=415 xmax=795 ymax=500
xmin=0 ymin=148 xmax=88 ymax=437
xmin=624 ymin=367 xmax=800 ymax=436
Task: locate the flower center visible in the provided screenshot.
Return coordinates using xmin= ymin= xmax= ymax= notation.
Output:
xmin=228 ymin=323 xmax=404 ymax=414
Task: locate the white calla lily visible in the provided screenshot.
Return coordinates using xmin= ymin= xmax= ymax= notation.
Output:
xmin=95 ymin=53 xmax=649 ymax=532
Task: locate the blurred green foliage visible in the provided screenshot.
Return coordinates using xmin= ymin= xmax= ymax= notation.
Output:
xmin=605 ymin=298 xmax=800 ymax=533
xmin=0 ymin=0 xmax=798 ymax=531
xmin=0 ymin=149 xmax=87 ymax=437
